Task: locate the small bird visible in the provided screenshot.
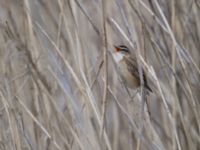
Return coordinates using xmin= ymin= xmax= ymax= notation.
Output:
xmin=112 ymin=45 xmax=152 ymax=93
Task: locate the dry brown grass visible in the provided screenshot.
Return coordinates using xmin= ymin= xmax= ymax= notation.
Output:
xmin=0 ymin=0 xmax=200 ymax=149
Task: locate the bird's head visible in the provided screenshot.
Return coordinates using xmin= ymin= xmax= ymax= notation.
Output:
xmin=113 ymin=45 xmax=130 ymax=62
xmin=114 ymin=45 xmax=130 ymax=54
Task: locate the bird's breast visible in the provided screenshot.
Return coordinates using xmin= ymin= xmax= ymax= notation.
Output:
xmin=118 ymin=60 xmax=140 ymax=88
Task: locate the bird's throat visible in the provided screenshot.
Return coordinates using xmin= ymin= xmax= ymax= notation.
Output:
xmin=113 ymin=52 xmax=124 ymax=63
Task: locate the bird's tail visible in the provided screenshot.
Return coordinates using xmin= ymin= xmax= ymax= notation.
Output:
xmin=145 ymin=84 xmax=152 ymax=93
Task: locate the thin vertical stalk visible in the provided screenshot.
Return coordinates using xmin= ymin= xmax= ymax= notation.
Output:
xmin=100 ymin=0 xmax=108 ymax=138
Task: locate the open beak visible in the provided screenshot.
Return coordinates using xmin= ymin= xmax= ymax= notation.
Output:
xmin=114 ymin=45 xmax=120 ymax=52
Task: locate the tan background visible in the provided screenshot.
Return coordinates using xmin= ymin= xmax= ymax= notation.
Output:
xmin=0 ymin=0 xmax=199 ymax=150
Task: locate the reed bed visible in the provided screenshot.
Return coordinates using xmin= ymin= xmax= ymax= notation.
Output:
xmin=0 ymin=0 xmax=200 ymax=149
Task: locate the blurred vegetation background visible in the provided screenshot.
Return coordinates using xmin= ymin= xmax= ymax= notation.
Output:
xmin=0 ymin=0 xmax=200 ymax=150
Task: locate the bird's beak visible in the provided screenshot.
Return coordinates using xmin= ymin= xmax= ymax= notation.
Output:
xmin=114 ymin=45 xmax=120 ymax=52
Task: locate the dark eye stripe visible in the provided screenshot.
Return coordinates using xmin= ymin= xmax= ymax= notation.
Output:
xmin=118 ymin=45 xmax=129 ymax=52
xmin=119 ymin=45 xmax=128 ymax=49
xmin=121 ymin=48 xmax=128 ymax=51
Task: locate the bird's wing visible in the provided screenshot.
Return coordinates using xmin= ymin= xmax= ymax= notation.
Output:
xmin=124 ymin=56 xmax=152 ymax=92
xmin=124 ymin=56 xmax=140 ymax=79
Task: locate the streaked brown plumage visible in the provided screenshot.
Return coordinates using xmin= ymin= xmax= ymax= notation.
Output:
xmin=113 ymin=45 xmax=152 ymax=92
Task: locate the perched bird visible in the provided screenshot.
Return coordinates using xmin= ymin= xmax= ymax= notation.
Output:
xmin=112 ymin=45 xmax=152 ymax=93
